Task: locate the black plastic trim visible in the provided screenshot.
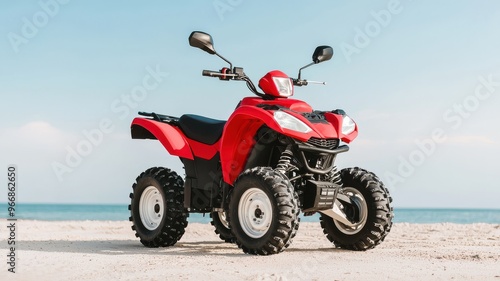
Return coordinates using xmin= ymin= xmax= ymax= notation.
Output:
xmin=298 ymin=144 xmax=349 ymax=155
xmin=297 ymin=144 xmax=349 ymax=174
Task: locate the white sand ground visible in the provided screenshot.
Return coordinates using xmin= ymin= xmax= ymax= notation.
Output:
xmin=1 ymin=220 xmax=499 ymax=280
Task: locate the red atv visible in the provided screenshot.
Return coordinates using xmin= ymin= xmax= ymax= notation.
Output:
xmin=128 ymin=31 xmax=393 ymax=255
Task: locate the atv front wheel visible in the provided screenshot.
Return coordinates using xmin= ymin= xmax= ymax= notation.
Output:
xmin=229 ymin=167 xmax=299 ymax=255
xmin=320 ymin=167 xmax=393 ymax=251
xmin=210 ymin=211 xmax=235 ymax=243
xmin=129 ymin=167 xmax=188 ymax=247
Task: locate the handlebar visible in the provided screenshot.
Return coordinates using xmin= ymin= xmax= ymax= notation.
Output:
xmin=200 ymin=67 xmax=268 ymax=98
xmin=293 ymin=79 xmax=307 ymax=86
xmin=202 ymin=69 xmax=239 ymax=79
xmin=307 ymin=80 xmax=327 ymax=85
xmin=292 ymin=78 xmax=326 ymax=86
xmin=202 ymin=69 xmax=221 ymax=77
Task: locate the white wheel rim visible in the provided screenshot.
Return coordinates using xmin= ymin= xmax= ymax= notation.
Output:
xmin=334 ymin=187 xmax=368 ymax=235
xmin=238 ymin=187 xmax=273 ymax=239
xmin=139 ymin=186 xmax=164 ymax=231
xmin=218 ymin=211 xmax=230 ymax=229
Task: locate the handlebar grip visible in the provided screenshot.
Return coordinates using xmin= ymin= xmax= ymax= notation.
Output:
xmin=202 ymin=70 xmax=219 ymax=77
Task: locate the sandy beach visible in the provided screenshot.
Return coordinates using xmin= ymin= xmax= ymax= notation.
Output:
xmin=1 ymin=220 xmax=499 ymax=280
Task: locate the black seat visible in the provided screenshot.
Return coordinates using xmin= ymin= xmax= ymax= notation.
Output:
xmin=179 ymin=114 xmax=226 ymax=145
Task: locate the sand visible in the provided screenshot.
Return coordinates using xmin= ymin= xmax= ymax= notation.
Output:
xmin=1 ymin=220 xmax=499 ymax=280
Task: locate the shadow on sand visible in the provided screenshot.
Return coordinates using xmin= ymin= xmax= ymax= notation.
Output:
xmin=8 ymin=239 xmax=343 ymax=256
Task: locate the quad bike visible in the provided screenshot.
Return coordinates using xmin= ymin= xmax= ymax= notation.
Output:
xmin=128 ymin=31 xmax=393 ymax=255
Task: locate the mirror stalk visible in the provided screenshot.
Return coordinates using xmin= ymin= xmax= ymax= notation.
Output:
xmin=216 ymin=53 xmax=233 ymax=71
xmin=297 ymin=62 xmax=315 ymax=80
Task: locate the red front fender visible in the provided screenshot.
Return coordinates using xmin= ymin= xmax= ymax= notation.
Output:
xmin=220 ymin=106 xmax=321 ymax=185
xmin=131 ymin=118 xmax=193 ymax=160
xmin=324 ymin=112 xmax=358 ymax=143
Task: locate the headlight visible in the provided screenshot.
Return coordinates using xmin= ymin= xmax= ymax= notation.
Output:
xmin=342 ymin=115 xmax=356 ymax=135
xmin=272 ymin=77 xmax=293 ymax=97
xmin=274 ymin=111 xmax=312 ymax=133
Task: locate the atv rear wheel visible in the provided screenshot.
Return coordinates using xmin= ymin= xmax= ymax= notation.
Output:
xmin=229 ymin=167 xmax=299 ymax=255
xmin=320 ymin=167 xmax=393 ymax=251
xmin=210 ymin=211 xmax=235 ymax=243
xmin=129 ymin=167 xmax=188 ymax=247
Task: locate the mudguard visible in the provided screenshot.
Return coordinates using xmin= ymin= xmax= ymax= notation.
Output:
xmin=131 ymin=118 xmax=193 ymax=160
xmin=324 ymin=112 xmax=358 ymax=143
xmin=220 ymin=105 xmax=328 ymax=185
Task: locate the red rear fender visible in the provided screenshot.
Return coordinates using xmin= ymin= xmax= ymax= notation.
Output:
xmin=131 ymin=118 xmax=193 ymax=160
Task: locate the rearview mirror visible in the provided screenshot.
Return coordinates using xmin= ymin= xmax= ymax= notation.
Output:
xmin=296 ymin=45 xmax=334 ymax=80
xmin=312 ymin=46 xmax=333 ymax=64
xmin=189 ymin=31 xmax=216 ymax=55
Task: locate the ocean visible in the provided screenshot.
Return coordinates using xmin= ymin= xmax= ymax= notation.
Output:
xmin=1 ymin=203 xmax=500 ymax=224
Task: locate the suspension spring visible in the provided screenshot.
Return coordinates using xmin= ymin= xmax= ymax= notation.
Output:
xmin=275 ymin=145 xmax=294 ymax=175
xmin=329 ymin=166 xmax=342 ymax=186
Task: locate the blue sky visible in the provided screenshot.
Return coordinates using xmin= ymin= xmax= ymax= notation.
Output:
xmin=1 ymin=0 xmax=499 ymax=208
